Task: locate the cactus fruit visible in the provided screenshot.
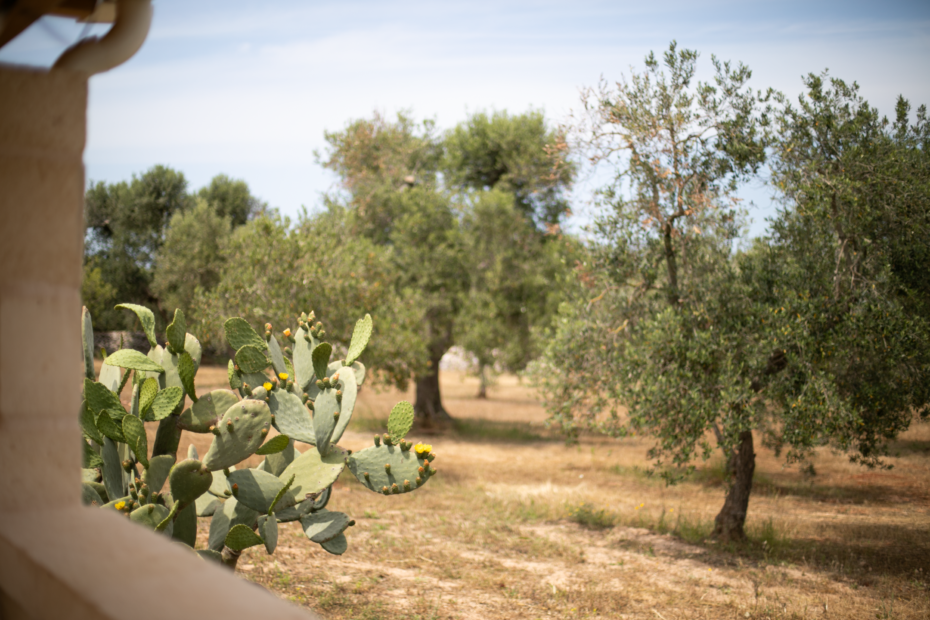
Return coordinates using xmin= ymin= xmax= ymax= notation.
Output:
xmin=79 ymin=304 xmax=435 ymax=572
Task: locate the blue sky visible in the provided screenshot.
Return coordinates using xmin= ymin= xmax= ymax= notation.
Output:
xmin=3 ymin=0 xmax=929 ymax=236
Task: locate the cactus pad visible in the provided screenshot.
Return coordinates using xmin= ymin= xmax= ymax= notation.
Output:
xmin=387 ymin=401 xmax=414 ymax=442
xmin=178 ymin=351 xmax=198 ymax=402
xmin=172 ymin=502 xmax=197 ymax=547
xmin=121 ymin=414 xmax=148 ymax=468
xmin=345 ymin=313 xmax=372 ymax=366
xmin=320 ymin=532 xmax=348 ymax=555
xmin=264 ymin=439 xmax=299 ymax=477
xmin=259 ymin=514 xmax=278 ymax=553
xmin=82 ymin=482 xmax=104 ymax=506
xmin=280 ymin=444 xmax=348 ymax=502
xmin=179 ymin=389 xmax=238 ymax=433
xmin=143 ymin=454 xmax=176 ymax=495
xmin=235 ymin=345 xmax=270 ymax=374
xmin=225 ymin=523 xmax=264 ymax=551
xmin=97 ymin=362 xmax=122 ymax=394
xmin=312 ymin=342 xmax=332 ymax=381
xmin=313 ymin=389 xmax=340 ymax=454
xmin=146 ymin=386 xmax=183 ymax=422
xmin=80 ymin=402 xmax=103 ymax=445
xmin=267 ymin=335 xmax=288 ymax=378
xmin=115 ymin=303 xmax=157 ymax=347
xmin=299 ymin=509 xmax=350 ymax=543
xmin=195 ymin=492 xmax=220 ymax=517
xmin=184 ymin=332 xmax=202 ymax=370
xmin=227 ymin=468 xmax=296 ymax=514
xmin=224 ymin=317 xmax=266 ymax=352
xmin=166 ymin=308 xmax=187 ymax=354
xmin=256 ymin=433 xmax=290 ymax=455
xmin=291 ymin=326 xmax=318 ymax=392
xmin=331 ymin=369 xmax=358 ymax=444
xmin=208 ymin=497 xmax=260 ymax=551
xmin=96 ymin=410 xmax=125 ymax=443
xmin=84 ymin=378 xmax=125 ymax=416
xmin=203 ymin=399 xmax=273 ymax=471
xmin=269 ymin=389 xmax=315 ymax=445
xmin=82 ymin=307 xmax=95 ymax=380
xmin=347 ymin=443 xmax=429 ymax=494
xmin=208 ymin=467 xmax=234 ymax=497
xmin=82 ymin=441 xmax=104 ymax=469
xmin=130 ymin=503 xmax=174 ymax=536
xmin=104 ymin=349 xmax=164 ymax=373
xmin=162 ymin=350 xmax=184 ymax=391
xmin=228 ymin=359 xmax=242 ymax=389
xmin=169 ymin=459 xmax=213 ymax=505
xmin=273 ymin=498 xmax=315 ymax=523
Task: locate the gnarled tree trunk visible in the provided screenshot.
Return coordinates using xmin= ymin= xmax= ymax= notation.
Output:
xmin=476 ymin=363 xmax=488 ymax=399
xmin=712 ymin=430 xmax=755 ymax=542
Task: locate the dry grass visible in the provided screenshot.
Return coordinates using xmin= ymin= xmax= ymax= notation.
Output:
xmin=119 ymin=364 xmax=929 ymax=619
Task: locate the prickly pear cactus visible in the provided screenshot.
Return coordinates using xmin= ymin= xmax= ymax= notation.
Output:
xmin=79 ymin=305 xmax=435 ymax=572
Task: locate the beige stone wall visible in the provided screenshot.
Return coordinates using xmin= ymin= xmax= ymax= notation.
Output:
xmin=0 ymin=64 xmax=318 ymax=620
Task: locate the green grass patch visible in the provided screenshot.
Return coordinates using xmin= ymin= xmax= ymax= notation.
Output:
xmin=565 ymin=501 xmax=618 ymax=529
xmin=451 ymin=418 xmax=543 ymax=442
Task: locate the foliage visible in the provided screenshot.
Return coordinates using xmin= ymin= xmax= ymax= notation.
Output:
xmin=152 ymin=198 xmax=232 ymax=319
xmin=80 ymin=303 xmax=437 ymax=570
xmin=83 ymin=167 xmax=263 ymax=330
xmin=443 ymin=109 xmax=575 ymax=228
xmin=195 ymin=207 xmax=428 ymax=388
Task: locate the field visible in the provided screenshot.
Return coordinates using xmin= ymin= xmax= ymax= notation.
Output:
xmin=167 ymin=366 xmax=929 ymax=619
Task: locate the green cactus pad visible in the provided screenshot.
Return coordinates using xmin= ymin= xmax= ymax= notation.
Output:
xmin=264 ymin=439 xmax=299 ymax=477
xmin=96 ymin=410 xmax=125 ymax=443
xmin=82 ymin=482 xmax=104 ymax=506
xmin=146 ymin=345 xmax=166 ymax=387
xmin=130 ymin=503 xmax=174 ymax=536
xmin=235 ymin=345 xmax=270 ymax=374
xmin=115 ymin=303 xmax=157 ymax=347
xmin=169 ymin=459 xmax=213 ymax=505
xmin=280 ymin=444 xmax=347 ymax=503
xmin=387 ymin=401 xmax=414 ymax=442
xmin=269 ymin=389 xmax=315 ymax=445
xmin=97 ymin=362 xmax=123 ymax=394
xmin=121 ymin=414 xmax=148 ymax=468
xmin=313 ymin=389 xmax=340 ymax=454
xmin=291 ymin=326 xmax=318 ymax=392
xmin=331 ymin=369 xmax=358 ymax=444
xmin=103 ymin=349 xmax=164 ymax=373
xmin=80 ymin=401 xmax=103 ymax=445
xmin=172 ymin=502 xmax=197 ymax=547
xmin=208 ymin=497 xmax=261 ymax=551
xmin=349 ymin=360 xmax=366 ymax=386
xmin=102 ymin=496 xmax=132 ymax=512
xmin=179 ymin=389 xmax=238 ymax=433
xmin=320 ymin=532 xmax=348 ymax=555
xmin=300 ymin=509 xmax=350 ymax=543
xmin=81 ymin=468 xmax=99 ymax=483
xmin=195 ymin=492 xmax=220 ymax=517
xmin=83 ymin=441 xmax=104 ymax=469
xmin=274 ymin=498 xmax=314 ymax=523
xmin=178 ymin=351 xmax=198 ymax=402
xmin=187 ymin=444 xmax=199 ymax=460
xmin=84 ymin=378 xmax=125 ymax=416
xmin=197 ymin=549 xmax=224 ymax=563
xmin=166 ymin=308 xmax=186 ymax=354
xmin=267 ymin=335 xmax=288 ymax=378
xmin=143 ymin=454 xmax=175 ymax=495
xmin=259 ymin=514 xmax=278 ymax=553
xmin=312 ymin=342 xmax=332 ymax=381
xmin=228 ymin=360 xmax=242 ymax=389
xmin=203 ymin=399 xmax=273 ymax=471
xmin=345 ymin=314 xmax=373 ymax=366
xmin=256 ymin=433 xmax=290 ymax=455
xmin=228 ymin=468 xmax=295 ymax=514
xmin=88 ymin=480 xmax=108 ymax=503
xmin=208 ymin=468 xmax=232 ymax=498
xmin=239 ymin=371 xmax=269 ymax=392
xmin=162 ymin=350 xmax=184 ymax=391
xmin=82 ymin=307 xmax=95 ymax=380
xmin=184 ymin=332 xmax=202 ymax=370
xmin=224 ymin=317 xmax=266 ymax=352
xmin=146 ymin=386 xmax=184 ymax=422
xmin=225 ymin=523 xmax=264 ymax=551
xmin=347 ymin=443 xmax=429 ymax=494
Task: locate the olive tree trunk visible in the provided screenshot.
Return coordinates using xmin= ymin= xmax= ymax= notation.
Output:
xmin=712 ymin=430 xmax=755 ymax=542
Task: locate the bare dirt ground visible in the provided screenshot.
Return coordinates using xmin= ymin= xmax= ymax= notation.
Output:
xmin=134 ymin=365 xmax=929 ymax=619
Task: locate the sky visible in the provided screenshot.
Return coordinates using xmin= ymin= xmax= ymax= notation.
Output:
xmin=2 ymin=0 xmax=929 ymax=236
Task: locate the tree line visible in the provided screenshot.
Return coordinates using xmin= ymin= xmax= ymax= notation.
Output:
xmin=83 ymin=42 xmax=930 ymax=543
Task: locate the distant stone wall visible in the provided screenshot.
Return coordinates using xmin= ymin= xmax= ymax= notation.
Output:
xmin=93 ymin=331 xmax=151 ymax=356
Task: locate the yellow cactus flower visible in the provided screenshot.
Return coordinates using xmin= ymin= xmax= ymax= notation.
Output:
xmin=263 ymin=382 xmax=273 ymax=391
xmin=278 ymin=372 xmax=289 ymax=381
xmin=114 ymin=501 xmax=126 ymax=511
xmin=283 ymin=329 xmax=292 ymax=338
xmin=414 ymin=443 xmax=432 ymax=455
